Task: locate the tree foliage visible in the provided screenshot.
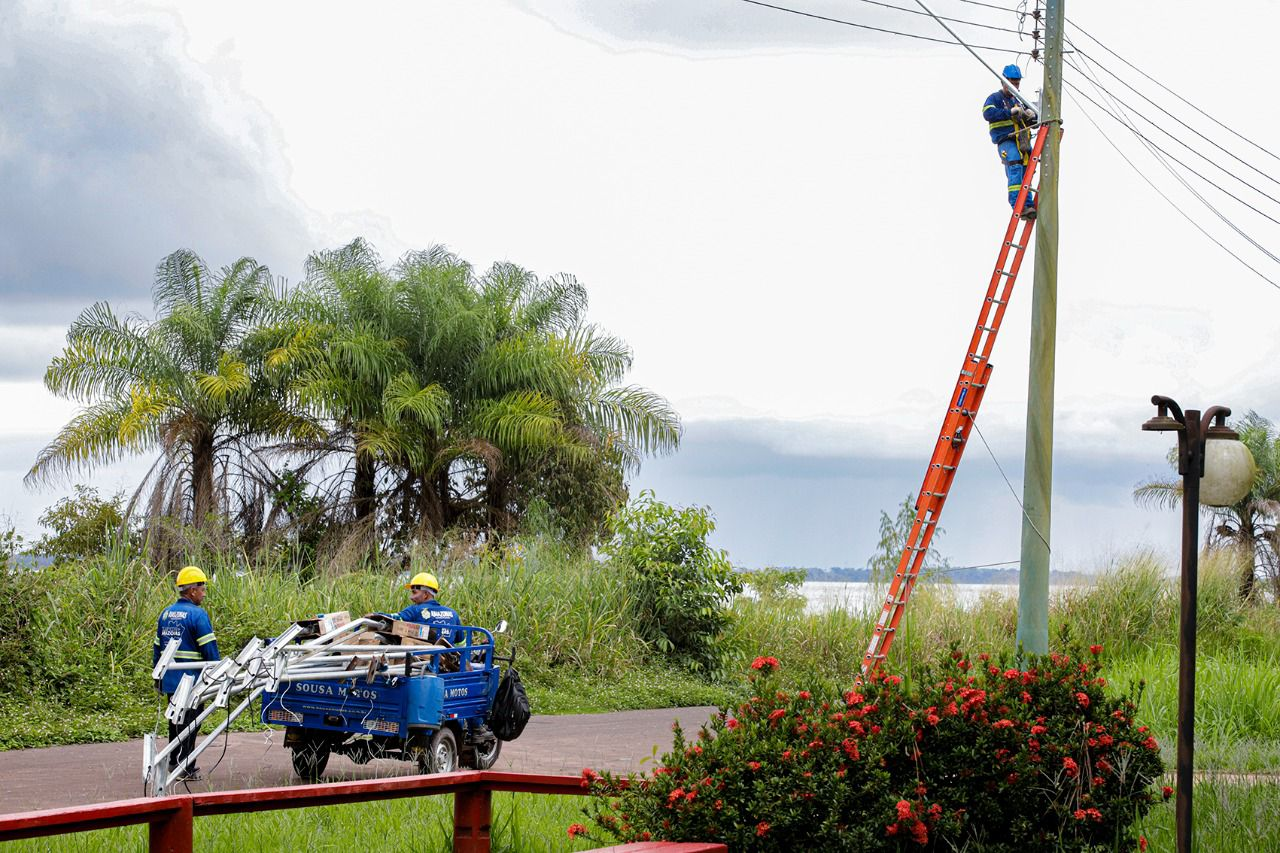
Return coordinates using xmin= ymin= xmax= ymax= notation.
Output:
xmin=32 ymin=486 xmax=136 ymax=563
xmin=30 ymin=241 xmax=679 ymax=561
xmin=866 ymin=493 xmax=948 ymax=583
xmin=1134 ymin=411 xmax=1280 ymax=600
xmin=604 ymin=492 xmax=743 ymax=676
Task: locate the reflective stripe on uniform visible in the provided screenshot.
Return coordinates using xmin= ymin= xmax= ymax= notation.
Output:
xmin=988 ymin=119 xmax=1014 ymax=130
xmin=983 ymin=104 xmax=999 ymax=113
xmin=153 ymin=636 xmax=160 ymax=645
xmin=1008 ymin=185 xmax=1023 ymax=192
xmin=174 ymin=651 xmax=203 ymax=660
xmin=196 ymin=633 xmax=216 ymax=646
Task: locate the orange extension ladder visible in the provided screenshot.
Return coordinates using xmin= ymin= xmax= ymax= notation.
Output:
xmin=860 ymin=123 xmax=1053 ymax=676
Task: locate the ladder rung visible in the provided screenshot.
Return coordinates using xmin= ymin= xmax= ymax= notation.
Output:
xmin=979 ymin=325 xmax=998 ymax=332
xmin=1005 ymin=242 xmax=1025 ymax=250
xmin=989 ymin=297 xmax=1007 ymax=305
xmin=995 ymin=269 xmax=1014 ymax=277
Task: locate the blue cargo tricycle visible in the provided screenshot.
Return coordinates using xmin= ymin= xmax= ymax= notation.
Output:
xmin=261 ymin=622 xmax=508 ymax=781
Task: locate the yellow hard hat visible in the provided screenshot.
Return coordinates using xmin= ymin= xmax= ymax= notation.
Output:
xmin=404 ymin=572 xmax=439 ymax=591
xmin=176 ymin=566 xmax=208 ymax=587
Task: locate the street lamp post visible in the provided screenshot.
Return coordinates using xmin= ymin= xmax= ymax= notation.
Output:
xmin=1141 ymin=395 xmax=1255 ymax=853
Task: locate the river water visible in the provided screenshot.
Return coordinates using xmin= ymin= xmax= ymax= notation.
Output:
xmin=800 ymin=581 xmax=1030 ymax=615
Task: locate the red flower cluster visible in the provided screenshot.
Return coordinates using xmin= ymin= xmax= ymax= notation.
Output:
xmin=581 ymin=643 xmax=1165 ymax=850
xmin=567 ymin=823 xmax=587 ymax=838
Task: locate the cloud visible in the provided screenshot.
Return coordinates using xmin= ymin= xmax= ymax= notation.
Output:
xmin=0 ymin=0 xmax=313 ymax=323
xmin=507 ymin=0 xmax=1024 ymax=54
xmin=633 ymin=417 xmax=1172 ymax=569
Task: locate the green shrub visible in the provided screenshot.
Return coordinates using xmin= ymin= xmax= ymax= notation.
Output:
xmin=32 ymin=486 xmax=136 ymax=564
xmin=581 ymin=643 xmax=1166 ymax=851
xmin=603 ymin=493 xmax=742 ymax=676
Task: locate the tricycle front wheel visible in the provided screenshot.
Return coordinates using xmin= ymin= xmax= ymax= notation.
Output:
xmin=417 ymin=727 xmax=458 ymax=774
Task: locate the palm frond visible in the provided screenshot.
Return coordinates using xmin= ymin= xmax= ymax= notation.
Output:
xmin=383 ymin=373 xmax=450 ymax=430
xmin=1133 ymin=479 xmax=1183 ymax=511
xmin=25 ymin=399 xmax=144 ymax=484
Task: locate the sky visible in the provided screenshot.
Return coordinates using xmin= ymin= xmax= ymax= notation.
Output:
xmin=2 ymin=0 xmax=1277 ymax=572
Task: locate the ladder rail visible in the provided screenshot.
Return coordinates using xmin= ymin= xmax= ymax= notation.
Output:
xmin=861 ymin=125 xmax=1053 ymax=675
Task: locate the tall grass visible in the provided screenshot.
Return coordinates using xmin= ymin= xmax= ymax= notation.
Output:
xmin=3 ymin=540 xmax=1279 ymax=770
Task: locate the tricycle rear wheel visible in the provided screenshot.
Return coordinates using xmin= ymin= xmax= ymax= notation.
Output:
xmin=466 ymin=736 xmax=501 ymax=770
xmin=417 ymin=727 xmax=458 ymax=774
xmin=291 ymin=735 xmax=331 ymax=782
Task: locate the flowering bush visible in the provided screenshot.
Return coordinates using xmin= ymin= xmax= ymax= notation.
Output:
xmin=577 ymin=643 xmax=1165 ymax=851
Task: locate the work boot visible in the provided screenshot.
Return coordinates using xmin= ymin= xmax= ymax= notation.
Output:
xmin=1019 ymin=207 xmax=1038 ymax=221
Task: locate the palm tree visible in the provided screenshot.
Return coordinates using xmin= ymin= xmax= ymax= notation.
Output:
xmin=28 ymin=250 xmax=318 ymax=539
xmin=1134 ymin=411 xmax=1280 ymax=600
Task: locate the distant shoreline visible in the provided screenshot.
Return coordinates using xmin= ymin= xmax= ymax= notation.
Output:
xmin=794 ymin=567 xmax=1093 ymax=585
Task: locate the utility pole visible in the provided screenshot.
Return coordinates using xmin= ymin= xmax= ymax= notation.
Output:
xmin=1016 ymin=0 xmax=1064 ymax=657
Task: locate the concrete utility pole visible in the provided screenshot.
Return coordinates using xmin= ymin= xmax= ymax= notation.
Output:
xmin=1016 ymin=0 xmax=1065 ymax=657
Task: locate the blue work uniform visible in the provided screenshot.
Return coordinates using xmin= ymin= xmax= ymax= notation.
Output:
xmin=982 ymin=90 xmax=1037 ymax=211
xmin=153 ymin=599 xmax=221 ymax=694
xmin=396 ymin=599 xmax=462 ymax=644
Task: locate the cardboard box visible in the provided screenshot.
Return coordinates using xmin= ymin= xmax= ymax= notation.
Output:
xmin=388 ymin=619 xmax=439 ymax=643
xmin=317 ymin=611 xmax=350 ymax=634
xmin=347 ymin=629 xmax=388 ymax=647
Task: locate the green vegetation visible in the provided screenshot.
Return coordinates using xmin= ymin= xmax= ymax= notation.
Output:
xmin=2 ymin=534 xmax=1278 ymax=778
xmin=0 ymin=792 xmax=599 ymax=852
xmin=4 ymin=784 xmax=1279 ymax=851
xmin=25 ymin=241 xmax=679 ymax=563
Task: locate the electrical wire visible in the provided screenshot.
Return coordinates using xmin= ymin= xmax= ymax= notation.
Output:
xmin=969 ymin=418 xmax=1052 ymax=552
xmin=1065 ymin=15 xmax=1280 ymax=166
xmin=1065 ymin=53 xmax=1280 ymax=271
xmin=1062 ymin=42 xmax=1280 ymax=195
xmin=957 ymin=0 xmax=1020 ymax=12
xmin=737 ymin=0 xmax=1022 ymax=52
xmin=1063 ymin=73 xmax=1280 ymax=228
xmin=906 ymin=0 xmax=1036 ymax=108
xmin=1063 ymin=87 xmax=1280 ymax=291
xmin=847 ymin=0 xmax=1023 ymax=34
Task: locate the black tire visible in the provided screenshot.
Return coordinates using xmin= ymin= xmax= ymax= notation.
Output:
xmin=291 ymin=736 xmax=331 ymax=782
xmin=417 ymin=727 xmax=458 ymax=775
xmin=466 ymin=736 xmax=501 ymax=770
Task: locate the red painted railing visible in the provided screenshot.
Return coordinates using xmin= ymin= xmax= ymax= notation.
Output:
xmin=0 ymin=771 xmax=726 ymax=853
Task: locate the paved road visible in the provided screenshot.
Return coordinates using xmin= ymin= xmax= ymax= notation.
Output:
xmin=0 ymin=707 xmax=717 ymax=814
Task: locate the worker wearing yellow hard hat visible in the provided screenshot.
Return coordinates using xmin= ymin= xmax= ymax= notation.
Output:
xmin=153 ymin=566 xmax=221 ymax=782
xmin=397 ymin=571 xmax=461 ymax=644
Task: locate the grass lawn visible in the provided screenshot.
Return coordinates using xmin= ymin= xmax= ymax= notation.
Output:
xmin=5 ymin=783 xmax=1278 ymax=852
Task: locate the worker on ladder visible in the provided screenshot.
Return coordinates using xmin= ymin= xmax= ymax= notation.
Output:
xmin=982 ymin=64 xmax=1039 ymax=220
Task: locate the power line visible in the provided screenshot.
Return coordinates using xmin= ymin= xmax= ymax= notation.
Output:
xmin=908 ymin=0 xmax=1036 ymax=109
xmin=1062 ymin=70 xmax=1280 ymax=228
xmin=957 ymin=0 xmax=1021 ymax=12
xmin=1063 ymin=87 xmax=1280 ymax=292
xmin=737 ymin=0 xmax=1021 ymax=52
xmin=847 ymin=0 xmax=1023 ymax=35
xmin=1062 ymin=38 xmax=1280 ymax=194
xmin=970 ymin=418 xmax=1051 ymax=552
xmin=1066 ymin=15 xmax=1280 ymax=166
xmin=1066 ymin=54 xmax=1280 ymax=269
